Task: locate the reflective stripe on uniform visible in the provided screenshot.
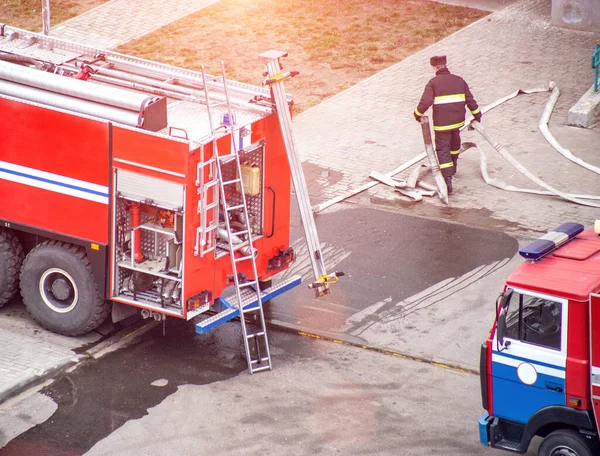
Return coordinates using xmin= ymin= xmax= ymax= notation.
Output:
xmin=471 ymin=107 xmax=481 ymax=114
xmin=451 ymin=149 xmax=460 ymax=155
xmin=433 ymin=121 xmax=465 ymax=131
xmin=415 ymin=108 xmax=424 ymax=116
xmin=433 ymin=94 xmax=466 ymax=105
xmin=440 ymin=162 xmax=454 ymax=169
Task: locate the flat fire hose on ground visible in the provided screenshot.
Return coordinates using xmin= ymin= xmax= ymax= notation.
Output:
xmin=539 ymin=82 xmax=600 ymax=176
xmin=260 ymin=51 xmax=343 ymax=295
xmin=469 ymin=121 xmax=600 ymax=208
xmin=461 ymin=141 xmax=600 ymax=201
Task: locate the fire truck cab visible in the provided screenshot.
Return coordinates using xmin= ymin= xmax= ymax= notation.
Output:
xmin=479 ymin=222 xmax=600 ymax=456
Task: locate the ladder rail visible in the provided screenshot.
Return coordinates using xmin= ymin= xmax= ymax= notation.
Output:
xmin=207 ymin=62 xmax=272 ymax=374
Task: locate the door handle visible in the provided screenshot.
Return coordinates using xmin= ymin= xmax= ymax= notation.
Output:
xmin=546 ymin=383 xmax=563 ymax=393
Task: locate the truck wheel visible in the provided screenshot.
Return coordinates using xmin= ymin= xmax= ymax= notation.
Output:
xmin=0 ymin=229 xmax=24 ymax=307
xmin=538 ymin=430 xmax=593 ymax=456
xmin=20 ymin=240 xmax=110 ymax=336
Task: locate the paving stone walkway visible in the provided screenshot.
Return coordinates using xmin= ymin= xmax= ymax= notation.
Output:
xmin=50 ymin=0 xmax=220 ymax=48
xmin=294 ymin=0 xmax=600 ymax=236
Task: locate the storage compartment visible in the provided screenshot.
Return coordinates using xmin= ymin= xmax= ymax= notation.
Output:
xmin=112 ymin=169 xmax=185 ymax=314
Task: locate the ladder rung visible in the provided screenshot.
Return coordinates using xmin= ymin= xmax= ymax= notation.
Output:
xmin=218 ymin=153 xmax=237 ymax=162
xmin=246 ymin=332 xmax=266 ymax=339
xmin=238 ymin=281 xmax=257 ymax=288
xmin=222 ymin=178 xmax=241 ymax=186
xmin=234 ymin=254 xmax=254 ymax=262
xmin=200 ymin=157 xmax=216 ymax=166
xmin=226 ymin=204 xmax=245 ymax=212
xmin=230 ymin=229 xmax=249 ymax=237
xmin=205 ymin=202 xmax=219 ymax=211
xmin=204 ymin=180 xmax=218 ymax=189
xmin=250 ymin=358 xmax=271 ymax=365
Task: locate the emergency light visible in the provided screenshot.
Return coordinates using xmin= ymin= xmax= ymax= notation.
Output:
xmin=519 ymin=222 xmax=584 ymax=260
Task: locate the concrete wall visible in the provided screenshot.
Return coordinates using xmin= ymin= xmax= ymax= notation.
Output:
xmin=552 ymin=0 xmax=600 ymax=31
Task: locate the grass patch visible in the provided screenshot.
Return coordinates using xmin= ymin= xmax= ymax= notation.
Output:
xmin=1 ymin=0 xmax=108 ymax=31
xmin=5 ymin=0 xmax=488 ymax=114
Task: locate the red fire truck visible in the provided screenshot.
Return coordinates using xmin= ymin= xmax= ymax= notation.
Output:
xmin=0 ymin=26 xmax=335 ymax=372
xmin=479 ymin=222 xmax=600 ymax=455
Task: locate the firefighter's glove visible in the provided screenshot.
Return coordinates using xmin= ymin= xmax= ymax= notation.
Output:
xmin=413 ymin=112 xmax=421 ymax=122
xmin=474 ymin=113 xmax=482 ymax=122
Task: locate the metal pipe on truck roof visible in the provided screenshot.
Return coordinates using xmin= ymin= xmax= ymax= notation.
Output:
xmin=103 ymin=55 xmax=274 ymax=101
xmin=0 ymin=60 xmax=158 ymax=112
xmin=85 ymin=66 xmax=271 ymax=115
xmin=0 ymin=79 xmax=141 ymax=127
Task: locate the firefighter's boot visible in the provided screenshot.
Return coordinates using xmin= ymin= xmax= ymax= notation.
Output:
xmin=444 ymin=177 xmax=453 ymax=195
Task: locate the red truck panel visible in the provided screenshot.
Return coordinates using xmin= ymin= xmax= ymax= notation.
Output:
xmin=0 ymin=97 xmax=110 ymax=243
xmin=112 ymin=125 xmax=188 ymax=178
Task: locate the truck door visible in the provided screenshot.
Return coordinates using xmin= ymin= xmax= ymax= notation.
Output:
xmin=590 ymin=293 xmax=600 ymax=430
xmin=492 ymin=288 xmax=567 ymax=424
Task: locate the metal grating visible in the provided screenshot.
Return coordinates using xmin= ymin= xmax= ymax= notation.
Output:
xmin=220 ymin=142 xmax=264 ymax=235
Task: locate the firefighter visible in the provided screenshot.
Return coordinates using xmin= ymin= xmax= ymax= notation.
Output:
xmin=413 ymin=55 xmax=481 ymax=194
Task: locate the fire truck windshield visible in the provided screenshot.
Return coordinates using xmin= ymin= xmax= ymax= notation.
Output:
xmin=504 ymin=292 xmax=562 ymax=351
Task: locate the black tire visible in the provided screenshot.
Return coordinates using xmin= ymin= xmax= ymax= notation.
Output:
xmin=0 ymin=229 xmax=24 ymax=307
xmin=538 ymin=430 xmax=594 ymax=456
xmin=20 ymin=240 xmax=110 ymax=336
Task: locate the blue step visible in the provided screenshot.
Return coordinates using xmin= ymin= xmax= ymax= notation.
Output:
xmin=195 ymin=275 xmax=302 ymax=334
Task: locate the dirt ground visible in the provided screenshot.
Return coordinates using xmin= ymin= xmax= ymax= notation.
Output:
xmin=0 ymin=0 xmax=107 ymax=32
xmin=116 ymin=0 xmax=489 ymax=113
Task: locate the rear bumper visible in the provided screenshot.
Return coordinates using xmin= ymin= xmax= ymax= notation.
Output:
xmin=478 ymin=412 xmax=491 ymax=446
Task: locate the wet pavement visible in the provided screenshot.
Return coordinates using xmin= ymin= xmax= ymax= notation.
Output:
xmin=277 ymin=202 xmax=517 ymax=330
xmin=1 ymin=321 xmax=247 ymax=456
xmin=0 ymin=321 xmax=504 ymax=456
xmin=263 ymin=201 xmax=519 ymax=370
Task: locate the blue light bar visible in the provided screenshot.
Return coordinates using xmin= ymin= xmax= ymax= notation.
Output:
xmin=519 ymin=223 xmax=584 ymax=260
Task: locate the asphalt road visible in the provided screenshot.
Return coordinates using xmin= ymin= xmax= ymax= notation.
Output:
xmin=276 ymin=203 xmax=517 ymax=335
xmin=0 ymin=321 xmax=536 ymax=456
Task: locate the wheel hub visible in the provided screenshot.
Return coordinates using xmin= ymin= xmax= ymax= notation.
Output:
xmin=551 ymin=447 xmax=579 ymax=456
xmin=39 ymin=268 xmax=78 ymax=314
xmin=51 ymin=278 xmax=71 ymax=300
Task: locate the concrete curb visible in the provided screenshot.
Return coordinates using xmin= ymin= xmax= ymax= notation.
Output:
xmin=568 ymin=84 xmax=600 ymax=127
xmin=267 ymin=319 xmax=480 ymax=376
xmin=0 ymin=355 xmax=83 ymax=405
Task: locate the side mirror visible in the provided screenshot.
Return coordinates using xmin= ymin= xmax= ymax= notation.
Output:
xmin=496 ymin=289 xmax=513 ymax=349
xmin=500 ymin=289 xmax=513 ymax=311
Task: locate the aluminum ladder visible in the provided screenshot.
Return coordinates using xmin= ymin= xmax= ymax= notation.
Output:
xmin=202 ymin=63 xmax=272 ymax=374
xmin=259 ymin=50 xmax=341 ymax=297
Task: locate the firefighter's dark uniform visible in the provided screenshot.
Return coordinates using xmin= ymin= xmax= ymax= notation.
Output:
xmin=414 ymin=56 xmax=481 ymax=192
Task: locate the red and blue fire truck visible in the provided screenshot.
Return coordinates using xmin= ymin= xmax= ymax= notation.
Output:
xmin=479 ymin=222 xmax=600 ymax=455
xmin=0 ymin=24 xmax=320 ymax=361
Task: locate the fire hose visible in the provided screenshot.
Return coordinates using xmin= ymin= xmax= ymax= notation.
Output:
xmin=463 ymin=81 xmax=600 ymax=208
xmin=539 ymin=82 xmax=600 ymax=176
